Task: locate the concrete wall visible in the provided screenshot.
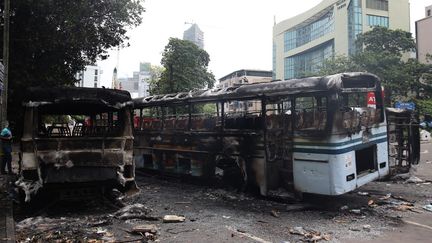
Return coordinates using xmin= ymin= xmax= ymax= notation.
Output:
xmin=416 ymin=17 xmax=432 ymax=64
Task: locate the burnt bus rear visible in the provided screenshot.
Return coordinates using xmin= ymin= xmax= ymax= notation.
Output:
xmin=16 ymin=87 xmax=136 ymax=202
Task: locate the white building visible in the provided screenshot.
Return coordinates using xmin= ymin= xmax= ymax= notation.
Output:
xmin=416 ymin=5 xmax=432 ymax=64
xmin=75 ymin=65 xmax=102 ymax=88
xmin=119 ymin=62 xmax=151 ymax=98
xmin=219 ymin=69 xmax=272 ymax=113
xmin=273 ymin=0 xmax=410 ymax=80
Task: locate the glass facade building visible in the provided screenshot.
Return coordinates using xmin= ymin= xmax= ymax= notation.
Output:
xmin=348 ymin=0 xmax=363 ymax=55
xmin=284 ymin=41 xmax=334 ymax=80
xmin=284 ymin=10 xmax=334 ymax=52
xmin=367 ymin=15 xmax=389 ymax=27
xmin=273 ymin=0 xmax=409 ymax=81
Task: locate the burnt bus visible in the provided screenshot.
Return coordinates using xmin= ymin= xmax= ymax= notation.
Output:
xmin=133 ymin=72 xmax=408 ymax=196
xmin=16 ymin=87 xmax=136 ymax=202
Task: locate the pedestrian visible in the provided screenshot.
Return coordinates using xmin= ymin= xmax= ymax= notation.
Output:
xmin=1 ymin=121 xmax=13 ymax=175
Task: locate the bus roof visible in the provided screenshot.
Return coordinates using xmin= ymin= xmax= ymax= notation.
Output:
xmin=24 ymin=87 xmax=132 ymax=109
xmin=134 ymin=72 xmax=380 ymax=106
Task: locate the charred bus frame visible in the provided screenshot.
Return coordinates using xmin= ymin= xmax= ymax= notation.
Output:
xmin=17 ymin=87 xmax=136 ymax=202
xmin=133 ymin=72 xmax=389 ymax=196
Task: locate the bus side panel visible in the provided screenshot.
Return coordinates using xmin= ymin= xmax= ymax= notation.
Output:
xmin=377 ymin=141 xmax=389 ymax=178
xmin=293 ymin=155 xmax=331 ymax=194
xmin=329 ymin=153 xmax=357 ymax=194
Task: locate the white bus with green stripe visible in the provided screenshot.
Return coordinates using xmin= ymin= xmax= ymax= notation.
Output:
xmin=133 ymin=72 xmax=396 ymax=196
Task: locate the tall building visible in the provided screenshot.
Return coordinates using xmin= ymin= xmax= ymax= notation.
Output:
xmin=75 ymin=65 xmax=102 ymax=88
xmin=112 ymin=67 xmax=120 ymax=89
xmin=273 ymin=0 xmax=410 ymax=80
xmin=183 ymin=23 xmax=204 ymax=49
xmin=118 ymin=62 xmax=151 ymax=98
xmin=219 ymin=69 xmax=272 ymax=112
xmin=416 ymin=5 xmax=432 ymax=64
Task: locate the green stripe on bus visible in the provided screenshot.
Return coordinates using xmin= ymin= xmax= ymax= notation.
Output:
xmin=293 ymin=132 xmax=387 ymax=147
xmin=293 ymin=137 xmax=388 ymax=155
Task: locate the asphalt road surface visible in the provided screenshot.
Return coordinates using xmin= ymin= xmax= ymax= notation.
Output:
xmin=14 ymin=142 xmax=432 ymax=242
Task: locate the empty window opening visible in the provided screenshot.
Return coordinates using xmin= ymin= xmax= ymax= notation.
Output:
xmin=355 ymin=145 xmax=377 ymax=175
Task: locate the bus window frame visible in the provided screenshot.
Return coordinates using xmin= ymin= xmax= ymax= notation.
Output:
xmin=340 ymin=87 xmax=385 ymax=124
xmin=222 ymin=97 xmax=264 ymax=131
xmin=293 ymin=93 xmax=331 ymax=135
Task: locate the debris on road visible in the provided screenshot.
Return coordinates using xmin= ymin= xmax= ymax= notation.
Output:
xmin=340 ymin=205 xmax=349 ymax=211
xmin=349 ymin=227 xmax=361 ymax=232
xmin=379 ymin=193 xmax=392 ymax=200
xmin=420 ymin=130 xmax=431 ymax=141
xmin=391 ymin=204 xmax=416 ymax=212
xmin=16 ymin=216 xmax=117 ymax=242
xmin=132 ymin=224 xmax=158 ymax=234
xmin=289 ymin=226 xmax=307 ymax=236
xmin=163 ymin=215 xmax=186 ymax=223
xmin=357 ymin=192 xmax=369 ymax=196
xmin=289 ymin=226 xmax=331 ymax=241
xmin=423 ymin=204 xmax=432 ymax=212
xmin=349 ymin=209 xmax=362 ymax=215
xmin=363 ymin=225 xmax=371 ymax=232
xmin=114 ymin=203 xmax=158 ymax=221
xmin=405 ymin=176 xmax=424 ymax=184
xmin=270 ymin=209 xmax=280 ymax=218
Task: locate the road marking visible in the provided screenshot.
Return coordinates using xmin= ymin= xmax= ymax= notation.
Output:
xmin=404 ymin=220 xmax=432 ymax=231
xmin=420 ymin=150 xmax=428 ymax=154
xmin=226 ymin=226 xmax=272 ymax=243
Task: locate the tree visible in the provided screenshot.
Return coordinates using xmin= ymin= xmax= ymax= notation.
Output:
xmin=148 ymin=65 xmax=164 ymax=95
xmin=355 ymin=26 xmax=415 ymax=54
xmin=316 ymin=27 xmax=432 ymax=106
xmin=0 ymin=0 xmax=145 ymax=125
xmin=316 ymin=55 xmax=362 ymax=75
xmin=152 ymin=38 xmax=215 ymax=94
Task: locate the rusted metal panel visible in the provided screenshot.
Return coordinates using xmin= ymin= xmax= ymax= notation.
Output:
xmin=17 ymin=87 xmax=136 ymax=202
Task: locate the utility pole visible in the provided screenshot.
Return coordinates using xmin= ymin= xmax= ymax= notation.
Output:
xmin=1 ymin=0 xmax=10 ymax=127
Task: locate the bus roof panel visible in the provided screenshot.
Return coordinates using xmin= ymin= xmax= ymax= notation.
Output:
xmin=24 ymin=87 xmax=132 ymax=109
xmin=133 ymin=72 xmax=380 ymax=106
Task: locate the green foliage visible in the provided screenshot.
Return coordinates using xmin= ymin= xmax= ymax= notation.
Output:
xmin=0 ymin=0 xmax=145 ymax=128
xmin=152 ymin=38 xmax=215 ymax=94
xmin=148 ymin=65 xmax=164 ymax=95
xmin=316 ymin=56 xmax=363 ymax=76
xmin=356 ymin=26 xmax=416 ymax=55
xmin=193 ymin=103 xmax=217 ymax=115
xmin=416 ymin=99 xmax=432 ymax=116
xmin=315 ymin=27 xmax=432 ymax=107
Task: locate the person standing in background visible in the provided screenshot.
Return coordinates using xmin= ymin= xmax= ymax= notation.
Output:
xmin=0 ymin=121 xmax=13 ymax=175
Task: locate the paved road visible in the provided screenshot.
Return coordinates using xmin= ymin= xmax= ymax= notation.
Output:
xmin=0 ymin=175 xmax=15 ymax=243
xmin=346 ymin=142 xmax=432 ymax=242
xmin=12 ymin=143 xmax=432 ymax=242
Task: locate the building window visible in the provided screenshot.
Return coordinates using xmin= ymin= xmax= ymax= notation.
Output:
xmin=367 ymin=15 xmax=389 ymax=27
xmin=348 ymin=0 xmax=363 ymax=55
xmin=134 ymin=82 xmax=139 ymax=90
xmin=427 ymin=9 xmax=431 ymax=17
xmin=284 ymin=41 xmax=334 ymax=80
xmin=366 ymin=0 xmax=388 ymax=11
xmin=94 ymin=76 xmax=98 ymax=82
xmin=94 ymin=82 xmax=97 ymax=88
xmin=284 ymin=9 xmax=334 ymax=52
xmin=95 ymin=69 xmax=98 ymax=75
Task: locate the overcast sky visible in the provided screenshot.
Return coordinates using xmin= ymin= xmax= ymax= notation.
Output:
xmin=97 ymin=0 xmax=432 ymax=87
